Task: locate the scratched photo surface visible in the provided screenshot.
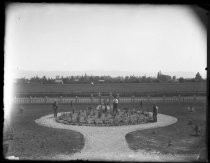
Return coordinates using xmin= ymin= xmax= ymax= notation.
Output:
xmin=4 ymin=3 xmax=207 ymax=161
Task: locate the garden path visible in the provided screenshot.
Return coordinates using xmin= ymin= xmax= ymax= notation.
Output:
xmin=35 ymin=113 xmax=197 ymax=161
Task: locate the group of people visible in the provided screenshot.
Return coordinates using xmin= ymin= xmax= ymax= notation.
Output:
xmin=52 ymin=97 xmax=119 ymax=118
xmin=53 ymin=97 xmax=159 ymax=123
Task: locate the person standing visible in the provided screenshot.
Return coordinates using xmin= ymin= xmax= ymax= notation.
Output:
xmin=104 ymin=100 xmax=108 ymax=113
xmin=113 ymin=97 xmax=118 ymax=115
xmin=140 ymin=100 xmax=143 ymax=111
xmin=53 ymin=101 xmax=58 ymax=118
xmin=153 ymin=105 xmax=158 ymax=122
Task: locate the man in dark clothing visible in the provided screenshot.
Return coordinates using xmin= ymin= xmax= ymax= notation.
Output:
xmin=104 ymin=101 xmax=108 ymax=113
xmin=140 ymin=100 xmax=143 ymax=112
xmin=113 ymin=98 xmax=118 ymax=115
xmin=53 ymin=101 xmax=58 ymax=118
xmin=153 ymin=105 xmax=158 ymax=122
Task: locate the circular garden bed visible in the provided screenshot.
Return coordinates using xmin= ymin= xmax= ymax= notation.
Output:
xmin=56 ymin=105 xmax=153 ymax=126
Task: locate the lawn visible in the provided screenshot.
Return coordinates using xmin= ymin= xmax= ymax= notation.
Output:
xmin=4 ymin=104 xmax=86 ymax=160
xmin=125 ymin=102 xmax=206 ymax=156
xmin=4 ymin=101 xmax=206 ymax=160
xmin=14 ymin=82 xmax=206 ymax=97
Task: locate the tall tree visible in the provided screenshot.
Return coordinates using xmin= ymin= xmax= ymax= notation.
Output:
xmin=195 ymin=72 xmax=202 ymax=81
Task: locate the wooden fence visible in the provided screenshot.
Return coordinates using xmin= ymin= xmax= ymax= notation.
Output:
xmin=13 ymin=95 xmax=206 ymax=104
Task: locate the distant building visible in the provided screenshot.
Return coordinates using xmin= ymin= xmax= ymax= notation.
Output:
xmin=55 ymin=79 xmax=63 ymax=84
xmin=157 ymin=71 xmax=171 ymax=82
xmin=98 ymin=79 xmax=105 ymax=83
xmin=172 ymin=76 xmax=178 ymax=82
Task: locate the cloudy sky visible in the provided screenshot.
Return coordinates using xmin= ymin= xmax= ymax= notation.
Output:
xmin=5 ymin=4 xmax=207 ymax=78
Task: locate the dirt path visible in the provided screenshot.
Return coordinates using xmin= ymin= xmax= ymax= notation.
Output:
xmin=35 ymin=113 xmax=198 ymax=161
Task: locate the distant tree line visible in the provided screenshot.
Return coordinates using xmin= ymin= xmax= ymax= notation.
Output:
xmin=15 ymin=72 xmax=205 ymax=84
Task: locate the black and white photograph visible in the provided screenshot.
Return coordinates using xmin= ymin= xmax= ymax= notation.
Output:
xmin=4 ymin=3 xmax=207 ymax=161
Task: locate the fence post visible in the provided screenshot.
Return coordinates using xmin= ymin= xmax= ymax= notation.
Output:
xmin=75 ymin=96 xmax=78 ymax=105
xmin=70 ymin=99 xmax=73 ymax=106
xmin=29 ymin=96 xmax=32 ymax=104
xmin=185 ymin=96 xmax=188 ymax=104
xmin=60 ymin=96 xmax=63 ymax=104
xmin=131 ymin=96 xmax=133 ymax=104
xmin=147 ymin=95 xmax=150 ymax=103
xmin=178 ymin=94 xmax=181 ymax=103
xmin=193 ymin=94 xmax=197 ymax=103
xmin=98 ymin=92 xmax=101 ymax=104
xmin=45 ymin=96 xmax=48 ymax=104
xmin=132 ymin=95 xmax=135 ymax=108
xmin=162 ymin=95 xmax=165 ymax=103
xmin=90 ymin=94 xmax=93 ymax=104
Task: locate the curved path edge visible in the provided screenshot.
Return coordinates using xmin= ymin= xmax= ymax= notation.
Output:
xmin=35 ymin=113 xmax=198 ymax=161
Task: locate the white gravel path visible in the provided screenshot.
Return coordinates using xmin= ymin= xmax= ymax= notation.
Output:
xmin=35 ymin=113 xmax=198 ymax=161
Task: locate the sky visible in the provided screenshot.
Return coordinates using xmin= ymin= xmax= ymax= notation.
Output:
xmin=3 ymin=4 xmax=207 ymax=122
xmin=5 ymin=4 xmax=207 ymax=78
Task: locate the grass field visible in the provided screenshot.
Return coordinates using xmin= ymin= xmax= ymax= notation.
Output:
xmin=4 ymin=101 xmax=206 ymax=160
xmin=5 ymin=104 xmax=85 ymax=160
xmin=14 ymin=82 xmax=206 ymax=97
xmin=126 ymin=102 xmax=206 ymax=156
